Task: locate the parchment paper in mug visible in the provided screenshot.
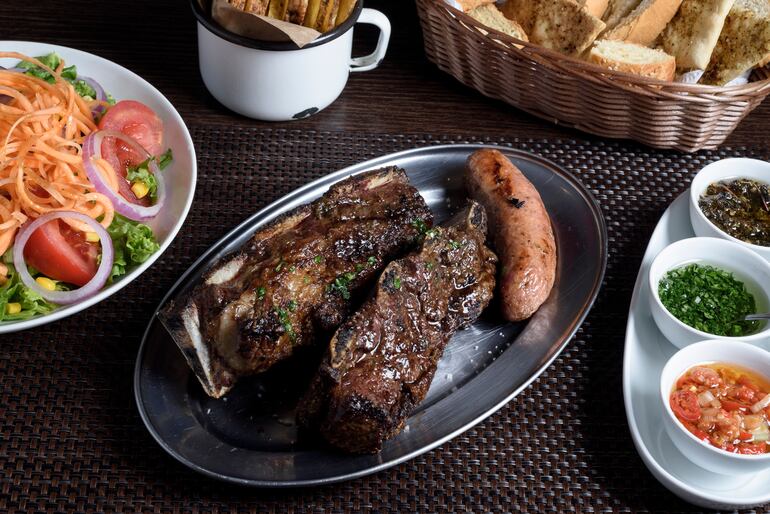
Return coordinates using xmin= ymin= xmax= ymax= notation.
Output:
xmin=207 ymin=0 xmax=322 ymax=48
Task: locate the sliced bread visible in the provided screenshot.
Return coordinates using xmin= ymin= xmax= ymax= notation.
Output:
xmin=602 ymin=0 xmax=642 ymax=30
xmin=455 ymin=0 xmax=496 ymax=11
xmin=579 ymin=0 xmax=610 ymax=18
xmin=658 ymin=0 xmax=736 ymax=70
xmin=588 ymin=39 xmax=676 ymax=80
xmin=761 ymin=53 xmax=770 ymax=67
xmin=469 ymin=4 xmax=530 ymax=41
xmin=502 ymin=0 xmax=606 ymax=56
xmin=602 ymin=0 xmax=684 ymax=46
xmin=701 ymin=0 xmax=770 ymax=85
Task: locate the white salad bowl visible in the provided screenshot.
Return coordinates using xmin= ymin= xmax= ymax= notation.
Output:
xmin=0 ymin=41 xmax=196 ymax=333
xmin=660 ymin=339 xmax=770 ymax=476
xmin=648 ymin=237 xmax=770 ymax=349
xmin=689 ymin=158 xmax=770 ymax=261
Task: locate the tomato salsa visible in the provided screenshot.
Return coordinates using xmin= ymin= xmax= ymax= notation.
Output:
xmin=670 ymin=363 xmax=770 ymax=455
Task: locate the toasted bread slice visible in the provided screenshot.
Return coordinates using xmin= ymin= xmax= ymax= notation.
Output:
xmin=228 ymin=0 xmax=269 ymax=15
xmin=761 ymin=53 xmax=770 ymax=67
xmin=659 ymin=0 xmax=735 ymax=70
xmin=335 ymin=0 xmax=355 ymax=26
xmin=602 ymin=0 xmax=683 ymax=46
xmin=701 ymin=0 xmax=770 ymax=85
xmin=588 ymin=39 xmax=675 ymax=79
xmin=469 ymin=4 xmax=530 ymax=41
xmin=580 ymin=0 xmax=610 ymax=18
xmin=455 ymin=0 xmax=496 ymax=11
xmin=502 ymin=0 xmax=605 ymax=55
xmin=603 ymin=0 xmax=642 ymax=29
xmin=286 ymin=0 xmax=308 ymax=24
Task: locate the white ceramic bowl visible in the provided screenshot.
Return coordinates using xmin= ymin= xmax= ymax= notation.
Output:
xmin=660 ymin=339 xmax=770 ymax=476
xmin=690 ymin=158 xmax=770 ymax=261
xmin=0 ymin=41 xmax=196 ymax=333
xmin=648 ymin=237 xmax=770 ymax=348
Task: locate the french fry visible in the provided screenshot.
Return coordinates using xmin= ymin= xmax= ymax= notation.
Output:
xmin=316 ymin=0 xmax=340 ymax=32
xmin=267 ymin=0 xmax=289 ymax=20
xmin=286 ymin=0 xmax=308 ymax=23
xmin=243 ymin=0 xmax=269 ymax=15
xmin=304 ymin=0 xmax=322 ymax=28
xmin=335 ymin=0 xmax=355 ymax=26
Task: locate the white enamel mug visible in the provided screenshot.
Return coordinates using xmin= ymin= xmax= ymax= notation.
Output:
xmin=191 ymin=0 xmax=391 ymax=121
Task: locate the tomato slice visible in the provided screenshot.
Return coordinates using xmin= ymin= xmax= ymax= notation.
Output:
xmin=736 ymin=442 xmax=768 ymax=455
xmin=98 ymin=100 xmax=164 ymax=207
xmin=671 ymin=390 xmax=701 ymax=422
xmin=721 ymin=399 xmax=746 ymax=412
xmin=23 ymin=219 xmax=99 ymax=287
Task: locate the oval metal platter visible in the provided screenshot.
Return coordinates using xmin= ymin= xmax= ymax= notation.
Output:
xmin=134 ymin=144 xmax=607 ymax=487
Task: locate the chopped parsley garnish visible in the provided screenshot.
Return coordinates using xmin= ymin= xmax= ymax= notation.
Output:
xmin=288 ymin=299 xmax=298 ymax=312
xmin=426 ymin=261 xmax=435 ymax=270
xmin=314 ymin=255 xmax=323 ymax=264
xmin=328 ymin=271 xmax=357 ymax=300
xmin=393 ymin=277 xmax=402 ymax=290
xmin=257 ymin=286 xmax=266 ymax=301
xmin=275 ymin=260 xmax=284 ymax=272
xmin=658 ymin=263 xmax=760 ymax=337
xmin=275 ymin=307 xmax=296 ymax=341
xmin=449 ymin=240 xmax=462 ymax=250
xmin=411 ymin=218 xmax=430 ymax=235
xmin=367 ymin=256 xmax=377 ymax=267
xmin=355 ymin=263 xmax=364 ymax=273
xmin=425 ymin=228 xmax=439 ymax=238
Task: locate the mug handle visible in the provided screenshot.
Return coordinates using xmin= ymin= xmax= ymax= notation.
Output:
xmin=350 ymin=8 xmax=391 ymax=73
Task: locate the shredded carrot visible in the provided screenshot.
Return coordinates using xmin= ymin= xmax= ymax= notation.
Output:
xmin=0 ymin=52 xmax=115 ymax=255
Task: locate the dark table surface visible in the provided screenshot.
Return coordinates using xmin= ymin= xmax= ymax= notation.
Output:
xmin=2 ymin=1 xmax=770 ymax=513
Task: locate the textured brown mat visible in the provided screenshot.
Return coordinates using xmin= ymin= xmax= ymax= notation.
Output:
xmin=1 ymin=128 xmax=768 ymax=514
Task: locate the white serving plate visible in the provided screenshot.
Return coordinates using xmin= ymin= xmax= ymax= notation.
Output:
xmin=623 ymin=194 xmax=770 ymax=510
xmin=0 ymin=41 xmax=196 ymax=333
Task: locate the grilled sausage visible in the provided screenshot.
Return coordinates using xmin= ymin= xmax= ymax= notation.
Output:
xmin=465 ymin=148 xmax=557 ymax=321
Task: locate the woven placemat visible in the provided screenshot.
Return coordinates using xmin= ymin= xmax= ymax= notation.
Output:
xmin=1 ymin=129 xmax=768 ymax=514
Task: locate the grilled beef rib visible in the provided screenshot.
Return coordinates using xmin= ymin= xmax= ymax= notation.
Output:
xmin=160 ymin=167 xmax=433 ymax=398
xmin=297 ymin=201 xmax=497 ymax=453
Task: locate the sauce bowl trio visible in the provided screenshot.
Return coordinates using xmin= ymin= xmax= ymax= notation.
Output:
xmin=648 ymin=158 xmax=770 ymax=476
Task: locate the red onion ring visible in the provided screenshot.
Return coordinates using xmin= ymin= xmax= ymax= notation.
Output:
xmin=77 ymin=75 xmax=107 ymax=117
xmin=82 ymin=129 xmax=165 ymax=221
xmin=13 ymin=211 xmax=114 ymax=305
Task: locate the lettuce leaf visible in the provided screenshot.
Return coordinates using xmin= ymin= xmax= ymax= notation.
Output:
xmin=106 ymin=215 xmax=160 ymax=282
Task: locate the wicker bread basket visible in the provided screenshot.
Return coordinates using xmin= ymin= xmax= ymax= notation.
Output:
xmin=415 ymin=0 xmax=770 ymax=152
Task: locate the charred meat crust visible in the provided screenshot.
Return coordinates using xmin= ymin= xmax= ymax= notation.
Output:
xmin=159 ymin=166 xmax=433 ymax=398
xmin=297 ymin=201 xmax=497 ymax=453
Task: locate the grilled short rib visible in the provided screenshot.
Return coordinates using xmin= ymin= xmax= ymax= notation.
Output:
xmin=298 ymin=201 xmax=497 ymax=453
xmin=160 ymin=167 xmax=433 ymax=398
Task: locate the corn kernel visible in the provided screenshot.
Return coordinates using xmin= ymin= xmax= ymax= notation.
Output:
xmin=85 ymin=232 xmax=100 ymax=243
xmin=35 ymin=276 xmax=57 ymax=291
xmin=5 ymin=303 xmax=21 ymax=315
xmin=131 ymin=181 xmax=149 ymax=199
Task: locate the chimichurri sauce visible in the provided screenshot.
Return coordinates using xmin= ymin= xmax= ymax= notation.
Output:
xmin=699 ymin=178 xmax=770 ymax=247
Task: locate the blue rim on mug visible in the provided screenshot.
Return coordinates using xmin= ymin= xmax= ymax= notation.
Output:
xmin=190 ymin=0 xmax=364 ymax=51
